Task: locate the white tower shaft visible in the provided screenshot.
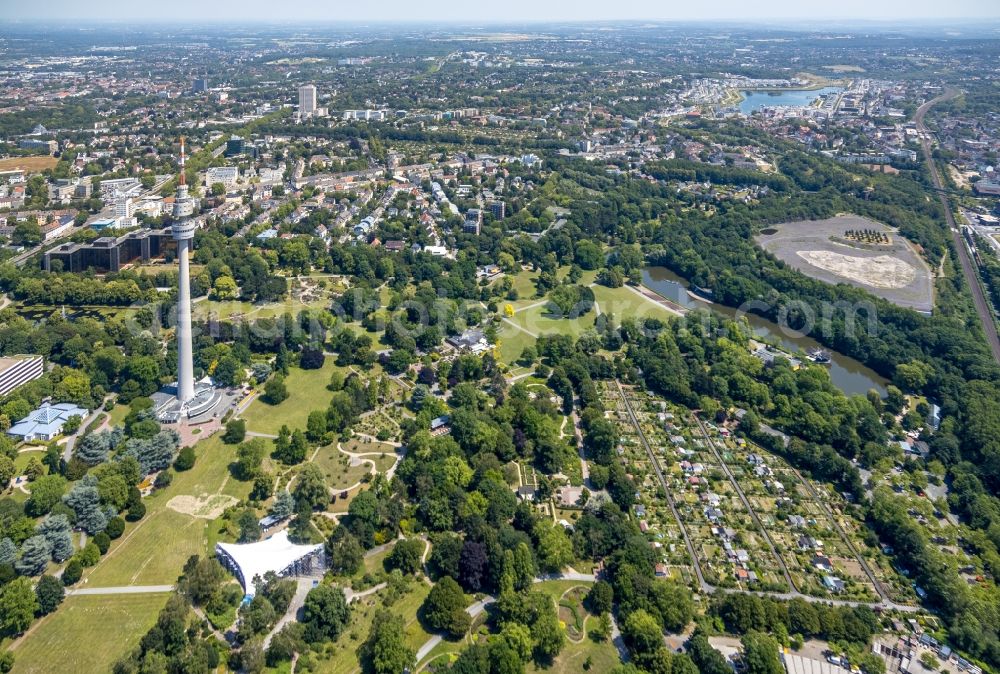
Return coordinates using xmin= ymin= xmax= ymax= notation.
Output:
xmin=172 ymin=136 xmax=196 ymax=406
xmin=176 ymin=237 xmax=195 ymax=404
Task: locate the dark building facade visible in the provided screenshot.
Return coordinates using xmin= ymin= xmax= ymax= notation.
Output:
xmin=43 ymin=228 xmax=175 ymax=273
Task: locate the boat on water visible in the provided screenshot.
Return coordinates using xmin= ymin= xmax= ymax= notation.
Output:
xmin=806 ymin=348 xmax=832 ymax=364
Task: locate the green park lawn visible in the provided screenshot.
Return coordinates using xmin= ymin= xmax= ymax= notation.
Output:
xmin=342 ymin=438 xmax=398 ymax=459
xmin=191 ymin=279 xmax=337 ymax=322
xmin=506 ymin=266 xmax=597 ymax=302
xmin=362 ymin=546 xmax=392 ymax=577
xmin=497 ymin=300 xmax=599 ymax=363
xmin=340 ymin=321 xmax=388 ymax=351
xmin=590 ymin=284 xmax=679 ymax=325
xmin=533 ymin=579 xmax=594 ymax=606
xmin=107 ymin=403 xmax=132 ymax=427
xmin=244 ymin=360 xmax=347 ymax=435
xmin=508 ymin=301 xmax=597 ymax=338
xmin=310 ymin=444 xmax=372 ymax=490
xmin=84 ymin=433 xmax=249 ymax=587
xmin=10 ymin=593 xmax=168 ymax=674
xmin=497 ymin=322 xmax=537 ymax=365
xmin=411 ymin=580 xmax=613 ymax=673
xmin=13 ymin=449 xmax=46 ymax=475
xmin=510 ymin=269 xmax=541 ymax=299
xmin=526 ymin=579 xmax=621 ymax=674
xmin=312 ymin=579 xmax=431 ymax=673
xmin=525 ymin=632 xmax=621 ymax=674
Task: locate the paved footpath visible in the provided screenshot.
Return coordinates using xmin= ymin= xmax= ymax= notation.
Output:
xmin=67 ymin=585 xmax=174 ymax=596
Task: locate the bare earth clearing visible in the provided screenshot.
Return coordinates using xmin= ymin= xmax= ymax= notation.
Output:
xmin=0 ymin=156 xmax=58 ymax=172
xmin=797 ymin=250 xmax=917 ymax=289
xmin=166 ymin=493 xmax=239 ymax=519
xmin=756 ymin=215 xmax=934 ymax=313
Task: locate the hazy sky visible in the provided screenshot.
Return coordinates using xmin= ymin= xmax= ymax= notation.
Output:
xmin=7 ymin=0 xmax=1000 ymax=22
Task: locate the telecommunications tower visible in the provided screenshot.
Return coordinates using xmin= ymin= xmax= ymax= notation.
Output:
xmin=172 ymin=137 xmax=196 ymax=405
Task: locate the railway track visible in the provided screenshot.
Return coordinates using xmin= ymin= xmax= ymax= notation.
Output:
xmin=915 ymin=88 xmax=1000 ymax=364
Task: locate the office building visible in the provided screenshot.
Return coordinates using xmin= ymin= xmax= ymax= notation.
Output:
xmin=114 ymin=196 xmax=138 ymax=228
xmin=43 ymin=228 xmax=174 ymax=273
xmin=115 ymin=197 xmax=134 ymax=219
xmin=192 ymin=77 xmax=208 ymax=93
xmin=298 ymin=84 xmax=317 ymax=116
xmin=48 ymin=178 xmax=91 ymax=204
xmin=225 ymin=136 xmax=252 ymax=157
xmin=19 ymin=139 xmax=58 ymax=154
xmin=0 ymin=355 xmax=44 ymax=397
xmin=206 ymin=166 xmax=239 ymax=189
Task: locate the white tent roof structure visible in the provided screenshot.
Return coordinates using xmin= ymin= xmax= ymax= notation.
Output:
xmin=215 ymin=530 xmax=323 ymax=595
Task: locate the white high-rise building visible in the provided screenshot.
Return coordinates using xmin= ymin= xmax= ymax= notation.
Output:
xmin=115 ymin=196 xmax=134 ymax=219
xmin=114 ymin=195 xmax=138 ymax=229
xmin=298 ymin=84 xmax=317 ymax=116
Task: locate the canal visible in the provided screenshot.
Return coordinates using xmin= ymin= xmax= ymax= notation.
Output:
xmin=642 ymin=267 xmax=888 ymax=397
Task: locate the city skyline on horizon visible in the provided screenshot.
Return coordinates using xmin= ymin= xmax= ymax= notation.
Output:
xmin=6 ymin=0 xmax=1000 ymax=23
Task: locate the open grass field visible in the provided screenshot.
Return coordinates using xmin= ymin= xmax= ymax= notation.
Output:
xmin=417 ymin=640 xmax=464 ymax=671
xmin=0 ymin=156 xmax=58 ymax=173
xmin=84 ymin=433 xmax=248 ymax=587
xmin=509 ymin=269 xmax=542 ymax=299
xmin=525 ymin=633 xmax=621 ymax=674
xmin=413 ymin=579 xmax=614 ymax=673
xmin=591 ymin=284 xmax=680 ymax=325
xmin=244 ymin=360 xmax=347 ymax=435
xmin=107 ymin=403 xmax=131 ymax=427
xmin=507 ymin=302 xmax=597 ymax=338
xmin=340 ymin=322 xmax=387 ymax=351
xmin=13 ymin=449 xmax=46 ymax=474
xmin=192 ymin=297 xmax=312 ymax=322
xmin=311 ymin=444 xmax=372 ymax=489
xmin=342 ymin=438 xmax=397 ymax=456
xmin=9 ymin=593 xmax=168 ymax=674
xmin=497 ymin=321 xmax=536 ymax=365
xmin=533 ymin=579 xmax=594 ymax=605
xmin=193 ymin=291 xmax=339 ymax=325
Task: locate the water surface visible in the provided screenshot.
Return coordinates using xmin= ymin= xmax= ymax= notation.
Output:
xmin=739 ymin=87 xmax=842 ymax=114
xmin=642 ymin=266 xmax=887 ymax=397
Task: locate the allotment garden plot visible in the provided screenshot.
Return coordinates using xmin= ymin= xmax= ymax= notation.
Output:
xmin=601 ymin=382 xmax=694 ymax=581
xmin=611 ymin=385 xmax=789 ymax=592
xmin=702 ymin=421 xmax=908 ymax=602
xmin=600 ymin=382 xmax=914 ymax=603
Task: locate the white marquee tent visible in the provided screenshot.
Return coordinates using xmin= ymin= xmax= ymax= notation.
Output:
xmin=215 ymin=530 xmax=324 ymax=596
